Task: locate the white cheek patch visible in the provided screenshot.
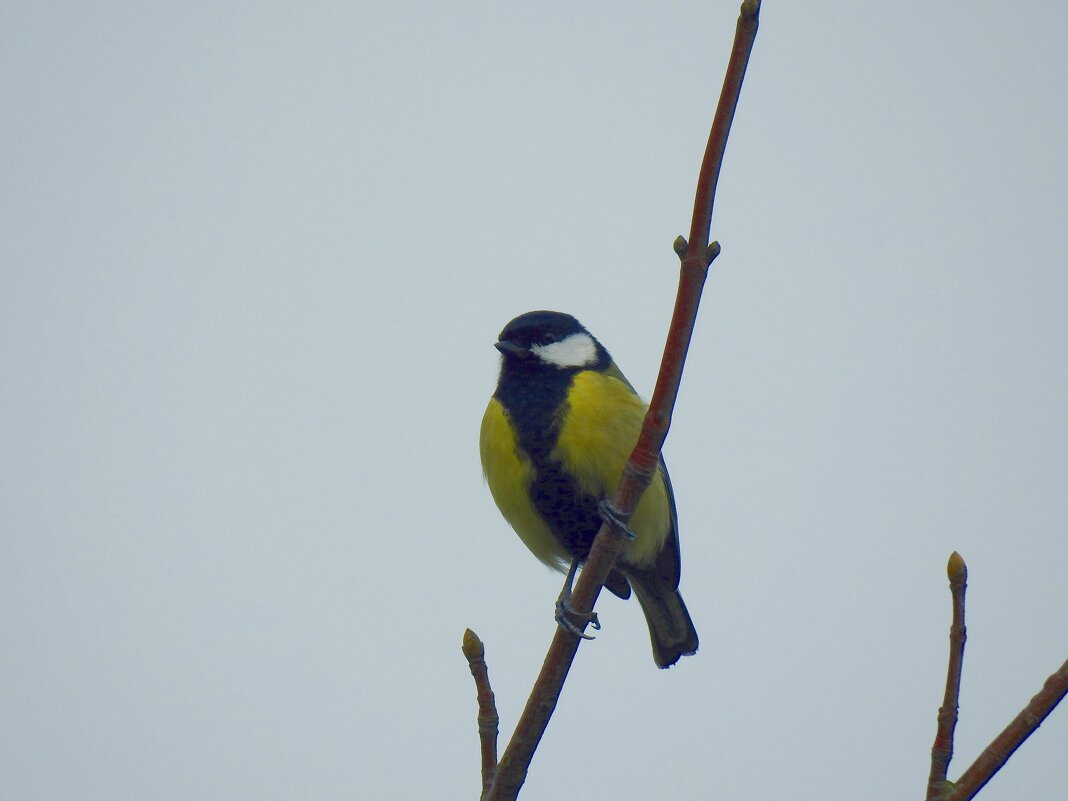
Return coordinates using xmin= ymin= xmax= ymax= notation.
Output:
xmin=532 ymin=332 xmax=598 ymax=368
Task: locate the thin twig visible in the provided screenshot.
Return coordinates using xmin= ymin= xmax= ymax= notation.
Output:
xmin=462 ymin=629 xmax=499 ymax=800
xmin=926 ymin=552 xmax=968 ymax=801
xmin=949 ymin=657 xmax=1068 ymax=801
xmin=484 ymin=4 xmax=761 ymax=800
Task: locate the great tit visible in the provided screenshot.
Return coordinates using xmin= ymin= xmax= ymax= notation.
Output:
xmin=480 ymin=310 xmax=699 ymax=668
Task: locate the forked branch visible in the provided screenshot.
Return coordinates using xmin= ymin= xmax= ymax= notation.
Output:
xmin=925 ymin=553 xmax=1068 ymax=801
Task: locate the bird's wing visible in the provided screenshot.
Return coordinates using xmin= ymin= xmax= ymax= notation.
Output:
xmin=604 ymin=361 xmax=683 ymax=590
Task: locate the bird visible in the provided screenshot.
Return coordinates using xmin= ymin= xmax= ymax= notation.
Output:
xmin=479 ymin=310 xmax=698 ymax=668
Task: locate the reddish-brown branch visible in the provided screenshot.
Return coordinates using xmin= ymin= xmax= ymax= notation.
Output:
xmin=688 ymin=0 xmax=761 ymax=254
xmin=484 ymin=4 xmax=761 ymax=800
xmin=462 ymin=629 xmax=499 ymax=800
xmin=926 ymin=552 xmax=968 ymax=801
xmin=949 ymin=657 xmax=1068 ymax=801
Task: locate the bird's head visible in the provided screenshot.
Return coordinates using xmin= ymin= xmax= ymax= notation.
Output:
xmin=494 ymin=310 xmax=611 ymax=372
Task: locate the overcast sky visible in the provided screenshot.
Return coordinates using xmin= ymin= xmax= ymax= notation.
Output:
xmin=2 ymin=2 xmax=1066 ymax=799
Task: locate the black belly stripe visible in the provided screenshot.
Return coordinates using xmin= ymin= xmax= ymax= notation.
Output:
xmin=527 ymin=459 xmax=602 ymax=561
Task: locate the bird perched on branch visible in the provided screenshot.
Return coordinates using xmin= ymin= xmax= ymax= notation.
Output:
xmin=480 ymin=310 xmax=698 ymax=668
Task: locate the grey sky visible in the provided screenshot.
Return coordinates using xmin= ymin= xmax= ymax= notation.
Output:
xmin=2 ymin=2 xmax=1066 ymax=799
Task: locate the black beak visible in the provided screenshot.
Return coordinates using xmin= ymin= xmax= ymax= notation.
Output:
xmin=494 ymin=339 xmax=531 ymax=359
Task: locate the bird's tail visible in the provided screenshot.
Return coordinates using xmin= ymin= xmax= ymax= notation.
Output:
xmin=626 ymin=569 xmax=699 ymax=669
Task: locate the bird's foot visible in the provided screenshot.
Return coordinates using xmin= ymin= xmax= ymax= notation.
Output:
xmin=554 ymin=599 xmax=600 ymax=639
xmin=597 ymin=499 xmax=636 ymax=541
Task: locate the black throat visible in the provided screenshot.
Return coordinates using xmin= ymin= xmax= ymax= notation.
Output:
xmin=493 ymin=361 xmax=575 ymax=460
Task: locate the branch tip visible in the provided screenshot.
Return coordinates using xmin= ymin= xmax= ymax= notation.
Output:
xmin=463 ymin=628 xmax=486 ymax=660
xmin=740 ymin=0 xmax=761 ymax=19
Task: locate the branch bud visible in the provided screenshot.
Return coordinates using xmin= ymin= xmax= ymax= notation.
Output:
xmin=706 ymin=241 xmax=721 ymax=264
xmin=462 ymin=628 xmax=485 ymax=659
xmin=946 ymin=551 xmax=967 ymax=584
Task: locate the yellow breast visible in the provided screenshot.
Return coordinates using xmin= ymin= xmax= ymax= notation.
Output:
xmin=551 ymin=371 xmax=671 ymax=568
xmin=481 ymin=369 xmax=674 ymax=573
xmin=480 ymin=397 xmax=571 ymax=570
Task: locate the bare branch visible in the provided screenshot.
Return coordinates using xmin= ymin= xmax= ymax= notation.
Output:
xmin=462 ymin=629 xmax=499 ymax=800
xmin=926 ymin=552 xmax=968 ymax=801
xmin=949 ymin=657 xmax=1068 ymax=801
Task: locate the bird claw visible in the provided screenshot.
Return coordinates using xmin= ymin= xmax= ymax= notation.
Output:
xmin=555 ymin=599 xmax=600 ymax=639
xmin=597 ymin=499 xmax=636 ymax=541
